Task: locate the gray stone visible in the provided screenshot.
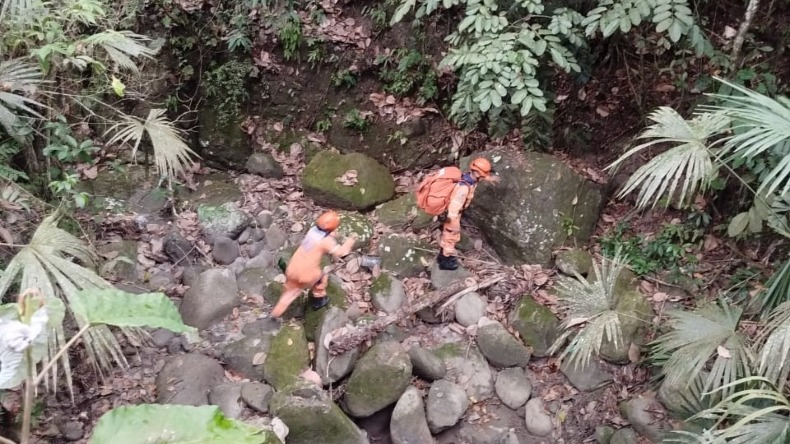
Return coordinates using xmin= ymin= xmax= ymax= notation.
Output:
xmin=179 ymin=269 xmax=239 ymax=329
xmin=246 ymin=152 xmax=284 ymax=178
xmin=596 ymin=426 xmax=615 ymax=444
xmin=600 ymin=290 xmax=652 ymax=364
xmin=379 ymin=234 xmax=432 ymax=278
xmin=266 ymin=225 xmax=287 ymax=251
xmin=509 ymin=296 xmax=561 ymax=358
xmin=430 ymin=261 xmax=471 ymax=290
xmin=390 ymin=386 xmax=434 ymax=444
xmin=610 ymin=427 xmax=638 ymax=444
xmin=452 ymin=403 xmax=527 ymax=444
xmin=376 ymin=193 xmax=433 ymax=232
xmin=212 ymin=236 xmax=240 ymax=265
xmin=237 ymin=267 xmax=277 ymax=296
xmin=238 ymin=227 xmax=253 ymax=244
xmin=164 ymin=232 xmax=193 ymax=264
xmin=495 ymin=367 xmax=532 ymax=409
xmin=167 ymin=336 xmax=185 ymax=354
xmin=303 ymin=151 xmax=396 ymax=210
xmin=197 ymin=202 xmax=251 ymax=240
xmin=316 ymin=307 xmax=359 ymax=385
xmin=156 ymin=353 xmax=224 ymax=405
xmin=408 ymin=346 xmax=446 ymax=381
xmin=476 ymin=319 xmax=532 ymax=368
xmin=229 ymin=257 xmax=247 ymax=277
xmin=344 ymin=341 xmax=412 ymax=418
xmin=256 ymin=210 xmax=274 ymax=229
xmin=620 ymin=394 xmax=664 ymax=442
xmin=208 ymin=383 xmax=245 ymax=419
xmin=561 ymin=359 xmax=614 ymax=392
xmin=252 ymin=228 xmax=266 ymax=242
xmin=241 ymin=318 xmax=283 ymax=337
xmin=150 ymin=328 xmax=175 ymax=348
xmin=222 ymin=334 xmax=272 ymax=381
xmin=99 ymin=240 xmax=139 ymax=282
xmin=182 ymin=265 xmax=208 ymax=287
xmin=524 ymin=398 xmax=553 ymax=437
xmin=147 ymin=271 xmax=174 ymax=291
xmin=336 ymin=212 xmax=375 ymax=249
xmin=658 ymin=373 xmax=714 ymax=419
xmin=270 ymin=380 xmax=369 ymax=444
xmin=61 ymin=421 xmax=84 ymax=441
xmin=434 ymin=343 xmax=494 ymax=401
xmin=241 ymin=381 xmax=274 ymax=413
xmin=426 ymin=380 xmax=468 ymax=434
xmin=249 ymin=241 xmax=266 ymax=258
xmin=454 ymin=292 xmax=487 ymax=327
xmin=417 ymin=307 xmax=442 ymax=324
xmin=263 ymin=324 xmax=311 ymax=390
xmin=247 ymin=251 xmax=273 ymax=269
xmin=555 ymin=248 xmax=593 ymax=276
xmin=461 ymin=151 xmax=605 ymax=266
xmin=370 ymin=274 xmax=406 ymax=314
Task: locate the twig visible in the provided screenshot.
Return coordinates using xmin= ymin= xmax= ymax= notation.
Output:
xmin=0 ymin=436 xmax=17 ymax=444
xmin=437 ymin=278 xmax=500 ymax=315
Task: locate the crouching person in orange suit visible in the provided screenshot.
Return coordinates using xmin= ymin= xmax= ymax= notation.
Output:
xmin=270 ymin=210 xmax=357 ymax=320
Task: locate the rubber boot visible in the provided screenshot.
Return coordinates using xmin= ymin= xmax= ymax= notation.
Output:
xmin=308 ymin=292 xmax=329 ymax=309
xmin=437 ymin=252 xmax=459 ymax=271
xmin=277 ymin=257 xmax=288 ymax=273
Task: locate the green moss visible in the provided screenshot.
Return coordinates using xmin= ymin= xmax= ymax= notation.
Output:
xmin=263 ymin=282 xmax=305 ymax=319
xmin=263 ymin=323 xmax=310 ymax=390
xmin=369 ymin=274 xmax=392 ymax=297
xmin=337 ymin=212 xmax=374 ymax=248
xmin=376 ymin=194 xmax=433 ymax=231
xmin=510 ymin=295 xmax=560 ymax=358
xmin=343 ymin=341 xmax=411 ymax=417
xmin=302 ymin=151 xmax=395 ymax=210
xmin=432 ymin=342 xmax=463 ymax=360
xmin=304 ymin=279 xmax=348 ymax=342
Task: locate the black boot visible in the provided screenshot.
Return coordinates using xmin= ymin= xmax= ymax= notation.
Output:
xmin=437 ymin=253 xmax=459 ymax=271
xmin=309 ymin=293 xmax=330 ymax=309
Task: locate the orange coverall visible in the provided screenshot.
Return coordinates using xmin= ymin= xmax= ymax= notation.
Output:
xmin=271 ymin=226 xmax=355 ymax=318
xmin=440 ymin=180 xmax=477 ymax=257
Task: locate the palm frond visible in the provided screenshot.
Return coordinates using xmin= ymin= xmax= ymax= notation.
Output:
xmin=105 ymin=109 xmax=198 ymax=180
xmin=652 ymin=302 xmax=752 ymax=396
xmin=549 ymin=253 xmax=627 ymax=370
xmin=81 ymin=30 xmax=158 ymax=72
xmin=692 ymin=377 xmax=790 ymax=444
xmin=0 ymin=58 xmax=46 ymax=139
xmin=704 ymin=78 xmax=790 ymax=197
xmin=756 ymin=300 xmax=790 ymax=388
xmin=606 ymin=107 xmax=730 ymax=209
xmin=663 ymin=429 xmax=719 ymax=444
xmin=753 ymin=258 xmax=790 ymax=317
xmin=0 ymin=0 xmax=38 ymax=22
xmin=0 ymin=213 xmax=127 ymax=396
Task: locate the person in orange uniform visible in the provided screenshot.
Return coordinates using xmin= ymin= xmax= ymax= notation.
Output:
xmin=270 ymin=210 xmax=357 ymax=319
xmin=438 ymin=158 xmax=499 ymax=270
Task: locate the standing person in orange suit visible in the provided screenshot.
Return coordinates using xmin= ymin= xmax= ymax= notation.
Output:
xmin=270 ymin=210 xmax=357 ymax=320
xmin=438 ymin=158 xmax=499 ymax=270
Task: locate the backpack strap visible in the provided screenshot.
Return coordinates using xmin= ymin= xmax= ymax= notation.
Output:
xmin=460 ymin=172 xmax=476 ymax=186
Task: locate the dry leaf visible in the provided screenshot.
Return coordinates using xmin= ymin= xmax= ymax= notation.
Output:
xmin=0 ymin=226 xmax=14 ymax=245
xmin=291 ymin=222 xmax=304 ymax=232
xmin=252 ymin=352 xmax=266 ymax=365
xmin=566 ymin=317 xmax=589 ymax=328
xmin=640 ymin=281 xmax=656 ymax=294
xmin=474 ymin=239 xmax=483 ymax=251
xmin=628 ymin=343 xmax=641 ymax=362
xmin=287 ymin=338 xmax=293 ymax=346
xmin=83 ymin=165 xmax=98 ymax=179
xmin=595 ymin=106 xmax=610 ymax=117
xmin=300 ymin=369 xmax=322 ymax=385
xmin=602 ymin=214 xmax=616 ymax=223
xmin=717 ymin=345 xmax=731 ymax=359
xmin=335 ymin=170 xmax=359 ymax=186
xmin=654 ymin=84 xmax=676 ymax=93
xmin=534 ymin=273 xmax=549 ymax=287
xmin=703 ymin=234 xmax=719 ymax=252
xmin=652 ymin=292 xmax=668 ymax=302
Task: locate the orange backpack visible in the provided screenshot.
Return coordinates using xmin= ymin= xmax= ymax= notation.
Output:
xmin=415 ymin=167 xmax=463 ymax=215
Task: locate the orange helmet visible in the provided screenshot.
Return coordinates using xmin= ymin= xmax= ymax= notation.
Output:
xmin=316 ymin=210 xmax=341 ymax=232
xmin=470 ymin=157 xmax=492 ymax=177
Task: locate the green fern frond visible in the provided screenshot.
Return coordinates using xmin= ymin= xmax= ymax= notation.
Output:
xmin=0 ymin=213 xmax=129 ymax=396
xmin=652 ymin=302 xmax=752 ymax=396
xmin=105 ymin=109 xmax=199 ymax=181
xmin=607 ymin=107 xmax=730 ymax=209
xmin=549 ymin=253 xmax=628 ymax=370
xmin=82 ymin=30 xmax=158 ymax=72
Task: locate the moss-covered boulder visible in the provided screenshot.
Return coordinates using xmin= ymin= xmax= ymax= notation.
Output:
xmin=600 ymin=290 xmax=653 ymax=364
xmin=262 ymin=282 xmax=305 ymax=319
xmin=197 ymin=202 xmax=251 ymax=240
xmin=222 ymin=334 xmax=273 ymax=381
xmin=270 ymin=380 xmax=368 ymax=444
xmin=246 ymin=152 xmax=284 ymax=179
xmin=375 ymin=193 xmax=433 ymax=232
xmin=509 ymin=295 xmax=561 ymax=357
xmin=343 ymin=341 xmax=412 ymax=418
xmin=262 ymin=323 xmax=310 ymax=390
xmin=461 ymin=151 xmax=605 ymax=265
xmin=555 ymin=248 xmax=593 ymax=276
xmin=369 ymin=274 xmax=405 ymax=314
xmin=315 ymin=307 xmax=359 ymax=385
xmin=303 ymin=277 xmax=348 ymax=342
xmin=476 ymin=319 xmax=532 ymax=368
xmin=197 ymin=106 xmax=252 ymax=169
xmin=379 ymin=234 xmax=433 ymax=278
xmin=434 ymin=342 xmax=494 ymax=401
xmin=336 ymin=212 xmax=374 ymax=249
xmin=302 ymin=151 xmax=395 ymax=210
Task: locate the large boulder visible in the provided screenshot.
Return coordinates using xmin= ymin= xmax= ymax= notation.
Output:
xmin=208 ymin=383 xmax=245 ymax=419
xmin=555 ymin=248 xmax=593 ymax=276
xmin=179 ymin=269 xmax=239 ymax=329
xmin=390 ymin=386 xmax=434 ymax=444
xmin=476 ymin=319 xmax=532 ymax=368
xmin=336 ymin=212 xmax=375 ymax=249
xmin=495 ymin=367 xmax=532 ymax=409
xmin=263 ymin=323 xmax=311 ymax=390
xmin=620 ymin=394 xmax=665 ymax=442
xmin=197 ymin=202 xmax=251 ymax=240
xmin=524 ymin=398 xmax=554 ymax=437
xmin=303 ymin=277 xmax=348 ymax=342
xmin=434 ymin=343 xmax=494 ymax=401
xmin=426 ymin=380 xmax=468 ymax=434
xmin=197 ymin=106 xmax=252 ymax=169
xmin=155 ymin=353 xmax=224 ymax=405
xmin=461 ymin=151 xmax=605 ymax=265
xmin=315 ymin=307 xmax=359 ymax=385
xmin=343 ymin=341 xmax=412 ymax=418
xmin=454 ymin=292 xmax=487 ymax=327
xmin=98 ymin=241 xmax=139 ymax=282
xmin=370 ymin=274 xmax=406 ymax=314
xmin=302 ymin=151 xmax=395 ymax=210
xmin=376 ymin=193 xmax=433 ymax=232
xmin=378 ymin=234 xmax=432 ymax=278
xmin=561 ymin=359 xmax=614 ymax=392
xmin=246 ymin=152 xmax=284 ymax=178
xmin=509 ymin=295 xmax=561 ymax=358
xmin=222 ymin=334 xmax=272 ymax=381
xmin=408 ymin=346 xmax=446 ymax=381
xmin=600 ymin=290 xmax=652 ymax=364
xmin=270 ymin=380 xmax=369 ymax=444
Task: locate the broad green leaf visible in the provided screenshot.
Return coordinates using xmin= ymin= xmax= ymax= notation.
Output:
xmin=70 ymin=289 xmax=195 ymax=333
xmin=90 ymin=404 xmax=280 ymax=444
xmin=390 ymin=0 xmax=416 ymax=25
xmin=728 ymin=212 xmax=749 ymax=237
xmin=511 ymin=89 xmax=527 ymax=105
xmin=748 ymin=207 xmax=763 ymax=233
xmin=111 ymin=75 xmax=125 ymax=97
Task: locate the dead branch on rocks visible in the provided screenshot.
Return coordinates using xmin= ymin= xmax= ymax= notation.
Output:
xmin=327 ymin=274 xmax=506 ymax=355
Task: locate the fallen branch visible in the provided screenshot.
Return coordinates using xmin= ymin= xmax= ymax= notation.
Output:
xmin=327 ymin=274 xmax=506 ymax=355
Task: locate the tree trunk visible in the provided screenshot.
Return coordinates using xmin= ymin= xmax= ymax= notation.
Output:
xmin=327 ymin=274 xmax=505 ymax=355
xmin=732 ymin=0 xmax=761 ymax=61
